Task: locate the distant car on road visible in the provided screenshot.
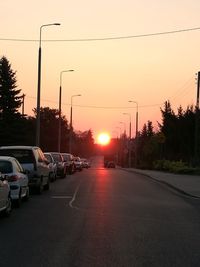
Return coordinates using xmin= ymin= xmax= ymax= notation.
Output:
xmin=0 ymin=146 xmax=50 ymax=194
xmin=0 ymin=173 xmax=11 ymax=216
xmin=106 ymin=161 xmax=116 ymax=168
xmin=0 ymin=156 xmax=29 ymax=207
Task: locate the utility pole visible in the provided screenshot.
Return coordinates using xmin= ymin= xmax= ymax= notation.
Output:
xmin=194 ymin=71 xmax=200 ymax=165
xmin=21 ymin=94 xmax=25 ymax=116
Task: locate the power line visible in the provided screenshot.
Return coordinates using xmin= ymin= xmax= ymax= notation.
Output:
xmin=1 ymin=26 xmax=200 ymax=42
xmin=26 ymin=95 xmax=161 ymax=109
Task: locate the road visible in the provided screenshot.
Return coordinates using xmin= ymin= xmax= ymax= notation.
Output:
xmin=1 ymin=156 xmax=200 ymax=267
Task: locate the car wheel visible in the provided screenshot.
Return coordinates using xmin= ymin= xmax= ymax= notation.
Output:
xmin=61 ymin=169 xmax=66 ymax=178
xmin=44 ymin=178 xmax=50 ymax=190
xmin=24 ymin=187 xmax=29 ymax=201
xmin=36 ymin=179 xmax=43 ymax=194
xmin=4 ymin=194 xmax=12 ymax=217
xmin=15 ymin=190 xmax=22 ymax=208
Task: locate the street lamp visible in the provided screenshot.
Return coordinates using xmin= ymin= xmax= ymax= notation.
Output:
xmin=36 ymin=23 xmax=61 ymax=147
xmin=129 ymin=100 xmax=139 ymax=167
xmin=58 ymin=70 xmax=74 ymax=152
xmin=69 ymin=94 xmax=82 ymax=153
xmin=128 ymin=100 xmax=138 ymax=138
xmin=123 ymin=112 xmax=132 ymax=167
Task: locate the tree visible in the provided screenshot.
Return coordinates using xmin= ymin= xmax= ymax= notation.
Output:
xmin=0 ymin=56 xmax=25 ymax=145
xmin=72 ymin=129 xmax=95 ymax=156
xmin=0 ymin=56 xmax=22 ymax=120
xmin=32 ymin=107 xmax=70 ymax=152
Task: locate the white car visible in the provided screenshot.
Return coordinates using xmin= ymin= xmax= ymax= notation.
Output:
xmin=0 ymin=156 xmax=29 ymax=207
xmin=74 ymin=157 xmax=83 ymax=171
xmin=44 ymin=152 xmax=57 ymax=181
xmin=0 ymin=173 xmax=11 ymax=216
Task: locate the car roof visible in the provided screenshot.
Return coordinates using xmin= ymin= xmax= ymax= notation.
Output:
xmin=0 ymin=146 xmax=39 ymax=150
xmin=0 ymin=156 xmax=17 ymax=161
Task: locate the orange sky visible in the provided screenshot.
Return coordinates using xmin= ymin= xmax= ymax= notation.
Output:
xmin=0 ymin=0 xmax=199 ymax=142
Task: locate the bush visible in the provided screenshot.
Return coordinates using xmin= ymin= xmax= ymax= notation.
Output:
xmin=153 ymin=159 xmax=197 ymax=174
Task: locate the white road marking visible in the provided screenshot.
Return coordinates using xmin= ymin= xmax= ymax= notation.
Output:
xmin=69 ymin=183 xmax=81 ymax=209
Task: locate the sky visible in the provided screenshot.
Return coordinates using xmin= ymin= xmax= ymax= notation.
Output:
xmin=1 ymin=0 xmax=200 ymax=142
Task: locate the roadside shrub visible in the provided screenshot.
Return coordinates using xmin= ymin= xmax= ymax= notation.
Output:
xmin=153 ymin=159 xmax=197 ymax=174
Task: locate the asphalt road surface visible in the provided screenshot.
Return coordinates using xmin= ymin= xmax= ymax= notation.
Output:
xmin=1 ymin=156 xmax=200 ymax=267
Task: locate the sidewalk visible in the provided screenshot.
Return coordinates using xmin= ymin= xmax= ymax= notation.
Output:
xmin=123 ymin=168 xmax=200 ymax=198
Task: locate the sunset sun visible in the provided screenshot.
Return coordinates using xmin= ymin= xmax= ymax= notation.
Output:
xmin=97 ymin=132 xmax=111 ymax=146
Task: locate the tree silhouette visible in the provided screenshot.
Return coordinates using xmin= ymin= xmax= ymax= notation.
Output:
xmin=0 ymin=56 xmax=22 ymax=120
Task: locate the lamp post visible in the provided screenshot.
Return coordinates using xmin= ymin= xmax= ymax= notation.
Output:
xmin=58 ymin=70 xmax=74 ymax=152
xmin=36 ymin=23 xmax=61 ymax=147
xmin=123 ymin=113 xmax=132 ymax=167
xmin=128 ymin=101 xmax=138 ymax=138
xmin=69 ymin=94 xmax=81 ymax=153
xmin=129 ymin=100 xmax=139 ymax=167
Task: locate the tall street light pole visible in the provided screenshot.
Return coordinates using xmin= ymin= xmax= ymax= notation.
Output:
xmin=129 ymin=100 xmax=139 ymax=167
xmin=58 ymin=70 xmax=74 ymax=152
xmin=123 ymin=113 xmax=132 ymax=167
xmin=69 ymin=94 xmax=81 ymax=153
xmin=36 ymin=23 xmax=61 ymax=147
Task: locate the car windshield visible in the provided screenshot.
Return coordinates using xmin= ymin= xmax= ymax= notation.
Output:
xmin=0 ymin=149 xmax=34 ymax=164
xmin=0 ymin=160 xmax=13 ymax=173
xmin=44 ymin=154 xmax=52 ymax=163
xmin=62 ymin=154 xmax=70 ymax=161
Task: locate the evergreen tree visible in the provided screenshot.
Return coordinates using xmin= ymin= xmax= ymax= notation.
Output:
xmin=0 ymin=56 xmax=22 ymax=119
xmin=0 ymin=56 xmax=24 ymax=145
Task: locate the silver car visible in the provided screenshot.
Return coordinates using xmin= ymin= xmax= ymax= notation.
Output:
xmin=0 ymin=146 xmax=50 ymax=194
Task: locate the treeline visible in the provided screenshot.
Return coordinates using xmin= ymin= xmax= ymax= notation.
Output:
xmin=1 ymin=56 xmax=200 ymax=167
xmin=0 ymin=56 xmax=94 ymax=156
xmin=134 ymin=101 xmax=200 ymax=170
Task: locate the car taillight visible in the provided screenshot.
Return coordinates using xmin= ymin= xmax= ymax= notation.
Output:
xmin=8 ymin=175 xmax=19 ymax=182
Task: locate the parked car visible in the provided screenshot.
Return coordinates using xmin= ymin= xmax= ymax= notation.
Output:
xmin=74 ymin=157 xmax=83 ymax=171
xmin=49 ymin=152 xmax=66 ymax=178
xmin=61 ymin=153 xmax=75 ymax=175
xmin=81 ymin=158 xmax=91 ymax=168
xmin=0 ymin=156 xmax=29 ymax=207
xmin=44 ymin=152 xmax=57 ymax=182
xmin=0 ymin=146 xmax=50 ymax=194
xmin=0 ymin=173 xmax=11 ymax=216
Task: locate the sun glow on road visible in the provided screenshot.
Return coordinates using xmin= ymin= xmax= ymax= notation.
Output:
xmin=97 ymin=132 xmax=111 ymax=146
